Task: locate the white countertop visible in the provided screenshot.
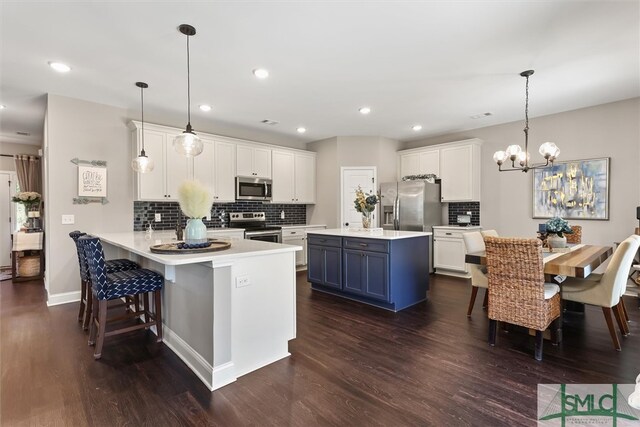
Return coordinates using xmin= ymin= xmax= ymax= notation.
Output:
xmin=432 ymin=225 xmax=482 ymax=230
xmin=306 ymin=228 xmax=432 ymax=240
xmin=206 ymin=227 xmax=244 ymax=232
xmin=280 ymin=224 xmax=327 ymax=229
xmin=97 ymin=231 xmax=301 ymax=266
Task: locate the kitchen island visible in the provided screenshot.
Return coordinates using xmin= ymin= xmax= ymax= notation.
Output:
xmin=306 ymin=229 xmax=432 ymax=311
xmin=97 ymin=231 xmax=301 ymax=391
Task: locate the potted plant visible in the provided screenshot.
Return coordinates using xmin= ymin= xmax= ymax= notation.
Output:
xmin=354 ymin=186 xmax=379 ymax=229
xmin=544 ymin=217 xmax=574 ymax=249
xmin=177 ymin=180 xmax=213 ymax=244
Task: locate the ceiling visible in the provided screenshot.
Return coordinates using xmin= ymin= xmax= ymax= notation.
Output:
xmin=1 ymin=1 xmax=638 ymax=146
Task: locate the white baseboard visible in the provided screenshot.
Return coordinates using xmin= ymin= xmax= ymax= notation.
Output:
xmin=46 ymin=290 xmax=81 ymax=307
xmin=161 ymin=325 xmax=236 ymax=391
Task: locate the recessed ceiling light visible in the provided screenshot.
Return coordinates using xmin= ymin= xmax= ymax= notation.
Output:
xmin=359 ymin=107 xmax=371 ymax=115
xmin=412 ymin=125 xmax=423 ymax=131
xmin=199 ymin=104 xmax=212 ymax=112
xmin=48 ymin=61 xmax=71 ymax=73
xmin=297 ymin=127 xmax=307 ymax=134
xmin=253 ymin=68 xmax=269 ymax=79
xmin=0 ymin=105 xmax=5 ymax=110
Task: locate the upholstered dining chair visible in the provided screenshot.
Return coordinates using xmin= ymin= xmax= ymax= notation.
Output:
xmin=617 ymin=235 xmax=640 ymax=328
xmin=565 ymin=225 xmax=582 ymax=244
xmin=462 ymin=231 xmax=488 ymax=317
xmin=69 ymin=231 xmax=141 ymax=330
xmin=481 ymin=230 xmax=499 ymax=238
xmin=484 ymin=237 xmax=561 ymax=361
xmin=561 ymin=235 xmax=640 ymax=351
xmin=79 ymin=236 xmax=164 ymax=359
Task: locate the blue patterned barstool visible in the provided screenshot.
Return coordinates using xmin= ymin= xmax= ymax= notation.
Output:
xmin=79 ymin=236 xmax=163 ymax=359
xmin=69 ymin=231 xmax=140 ymax=330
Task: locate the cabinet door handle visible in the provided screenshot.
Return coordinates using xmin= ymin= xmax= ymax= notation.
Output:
xmin=445 ymin=232 xmax=452 ymax=236
xmin=359 ymin=243 xmax=368 ymax=247
xmin=291 ymin=232 xmax=297 ymax=234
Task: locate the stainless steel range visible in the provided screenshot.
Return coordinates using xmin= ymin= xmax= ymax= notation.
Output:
xmin=229 ymin=212 xmax=282 ymax=243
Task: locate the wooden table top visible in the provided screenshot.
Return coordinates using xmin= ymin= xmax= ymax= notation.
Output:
xmin=465 ymin=245 xmax=613 ymax=278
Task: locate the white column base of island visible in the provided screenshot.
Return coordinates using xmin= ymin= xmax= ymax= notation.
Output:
xmin=97 ymin=231 xmax=301 ymax=391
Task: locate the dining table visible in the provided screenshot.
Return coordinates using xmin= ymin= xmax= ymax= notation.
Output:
xmin=465 ymin=243 xmax=614 ymax=343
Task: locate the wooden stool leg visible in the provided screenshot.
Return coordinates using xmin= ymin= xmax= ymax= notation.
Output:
xmin=467 ymin=287 xmax=479 ymax=317
xmin=143 ymin=292 xmax=151 ymax=325
xmin=78 ymin=279 xmax=86 ymax=322
xmin=83 ymin=285 xmax=93 ymax=331
xmin=134 ymin=294 xmax=140 ymax=315
xmin=613 ymin=303 xmax=629 ymax=336
xmin=535 ymin=330 xmax=544 ymax=361
xmin=94 ymin=300 xmax=108 ymax=359
xmin=602 ymin=307 xmax=621 ymax=351
xmin=88 ymin=295 xmax=99 ymax=346
xmin=488 ymin=319 xmax=497 ymax=346
xmin=154 ymin=291 xmax=163 ymax=343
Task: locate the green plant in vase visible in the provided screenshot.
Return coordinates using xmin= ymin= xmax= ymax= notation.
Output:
xmin=544 ymin=217 xmax=573 ymax=249
xmin=354 ymin=186 xmax=379 ymax=229
xmin=177 ymin=180 xmax=213 ymax=244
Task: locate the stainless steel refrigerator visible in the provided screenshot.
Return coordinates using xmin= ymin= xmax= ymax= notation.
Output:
xmin=380 ymin=181 xmax=442 ymax=272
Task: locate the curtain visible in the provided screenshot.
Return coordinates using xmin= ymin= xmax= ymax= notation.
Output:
xmin=14 ymin=155 xmax=41 ymax=194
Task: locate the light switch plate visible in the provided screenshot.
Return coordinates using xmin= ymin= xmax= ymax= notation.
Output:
xmin=154 ymin=213 xmax=161 ymax=222
xmin=206 ymin=213 xmax=211 ymax=221
xmin=61 ymin=214 xmax=75 ymax=225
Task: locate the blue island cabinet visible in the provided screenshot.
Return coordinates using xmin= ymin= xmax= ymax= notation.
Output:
xmin=307 ymin=232 xmax=430 ymax=312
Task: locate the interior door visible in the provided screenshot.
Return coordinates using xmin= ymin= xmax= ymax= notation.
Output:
xmin=341 ymin=167 xmax=376 ymax=228
xmin=0 ymin=173 xmax=11 ymax=267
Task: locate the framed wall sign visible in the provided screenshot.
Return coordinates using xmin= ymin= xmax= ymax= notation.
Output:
xmin=532 ymin=157 xmax=609 ymax=220
xmin=78 ymin=165 xmax=107 ymax=197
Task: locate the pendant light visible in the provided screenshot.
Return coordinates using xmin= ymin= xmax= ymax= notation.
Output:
xmin=493 ymin=70 xmax=560 ymax=172
xmin=173 ymin=24 xmax=203 ymax=157
xmin=131 ymin=82 xmax=154 ymax=173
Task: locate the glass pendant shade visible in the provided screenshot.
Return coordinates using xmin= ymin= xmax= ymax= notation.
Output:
xmin=493 ymin=150 xmax=508 ymax=164
xmin=539 ymin=142 xmax=560 ymax=159
xmin=173 ymin=131 xmax=203 ymax=157
xmin=505 ymin=144 xmax=522 ymax=159
xmin=132 ymin=154 xmax=154 ymax=173
xmin=517 ymin=151 xmax=530 ymax=166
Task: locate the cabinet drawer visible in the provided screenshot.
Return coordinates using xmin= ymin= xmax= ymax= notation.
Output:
xmin=433 ymin=229 xmax=466 ymax=239
xmin=307 ymin=235 xmax=342 ymax=248
xmin=282 ymin=228 xmax=305 ymax=238
xmin=343 ymin=237 xmax=389 ymax=253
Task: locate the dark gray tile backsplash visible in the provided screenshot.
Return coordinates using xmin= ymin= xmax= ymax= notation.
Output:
xmin=133 ymin=201 xmax=307 ymax=231
xmin=448 ymin=202 xmax=480 ymax=226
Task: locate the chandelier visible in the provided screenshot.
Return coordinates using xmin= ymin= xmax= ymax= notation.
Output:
xmin=493 ymin=70 xmax=560 ymax=172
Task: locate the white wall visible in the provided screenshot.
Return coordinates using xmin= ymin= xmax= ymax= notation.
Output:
xmin=307 ymin=136 xmax=400 ymax=228
xmin=402 ymin=97 xmax=640 ymax=246
xmin=0 ymin=142 xmax=40 ymax=172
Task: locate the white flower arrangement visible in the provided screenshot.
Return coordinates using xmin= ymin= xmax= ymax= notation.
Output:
xmin=12 ymin=191 xmax=41 ymax=208
xmin=177 ymin=180 xmax=213 ymax=219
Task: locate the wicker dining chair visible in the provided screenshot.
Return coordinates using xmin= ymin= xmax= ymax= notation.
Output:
xmin=484 ymin=237 xmax=561 ymax=361
xmin=565 ymin=225 xmax=582 ymax=244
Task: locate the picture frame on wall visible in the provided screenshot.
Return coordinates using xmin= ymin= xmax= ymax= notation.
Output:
xmin=532 ymin=157 xmax=609 ymax=220
xmin=78 ymin=164 xmax=107 ymax=198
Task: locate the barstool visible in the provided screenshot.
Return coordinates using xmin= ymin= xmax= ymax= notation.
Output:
xmin=69 ymin=231 xmax=140 ymax=330
xmin=79 ymin=236 xmax=164 ymax=359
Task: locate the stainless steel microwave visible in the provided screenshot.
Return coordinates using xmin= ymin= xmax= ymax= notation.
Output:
xmin=236 ymin=176 xmax=272 ymax=201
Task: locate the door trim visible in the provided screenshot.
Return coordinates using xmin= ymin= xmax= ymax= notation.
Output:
xmin=340 ymin=166 xmax=377 ymax=228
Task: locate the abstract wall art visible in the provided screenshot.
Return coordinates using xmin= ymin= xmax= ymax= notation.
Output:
xmin=532 ymin=157 xmax=609 ymax=220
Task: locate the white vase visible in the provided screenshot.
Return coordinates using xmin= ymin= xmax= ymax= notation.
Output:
xmin=547 ymin=234 xmax=567 ymax=249
xmin=185 ymin=218 xmax=207 ymax=244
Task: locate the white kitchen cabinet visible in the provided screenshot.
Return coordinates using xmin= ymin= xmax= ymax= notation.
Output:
xmin=433 ymin=226 xmax=482 ymax=277
xmin=194 ymin=138 xmax=215 ymax=197
xmin=399 ymin=149 xmax=440 ymax=179
xmin=237 ymin=145 xmax=272 ymax=178
xmin=283 ymin=225 xmax=326 ymax=267
xmin=440 ymin=142 xmax=481 ymax=202
xmin=213 ymin=140 xmax=236 ymax=202
xmin=272 ymin=151 xmax=316 ymax=204
xmin=134 ymin=128 xmax=188 ymax=201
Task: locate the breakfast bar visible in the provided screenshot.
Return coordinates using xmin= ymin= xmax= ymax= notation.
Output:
xmin=96 ymin=231 xmax=301 ymax=391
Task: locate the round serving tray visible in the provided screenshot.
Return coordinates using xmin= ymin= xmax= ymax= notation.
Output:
xmin=149 ymin=239 xmax=231 ymax=254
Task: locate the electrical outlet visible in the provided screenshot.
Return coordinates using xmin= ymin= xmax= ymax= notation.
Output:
xmin=206 ymin=212 xmax=211 ymax=221
xmin=466 ymin=211 xmax=472 ymax=216
xmin=61 ymin=214 xmax=75 ymax=225
xmin=236 ymin=275 xmax=250 ymax=288
xmin=154 ymin=213 xmax=161 ymax=222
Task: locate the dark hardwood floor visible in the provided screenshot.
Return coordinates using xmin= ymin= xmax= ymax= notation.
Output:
xmin=2 ymin=273 xmax=639 ymax=426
